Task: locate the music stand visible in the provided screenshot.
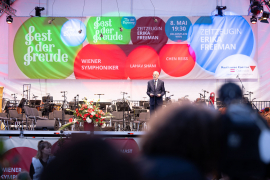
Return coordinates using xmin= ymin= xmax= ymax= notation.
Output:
xmin=116 ymin=102 xmax=131 ymax=111
xmin=98 ymin=102 xmax=111 ymax=111
xmin=139 ymin=101 xmax=148 ymax=107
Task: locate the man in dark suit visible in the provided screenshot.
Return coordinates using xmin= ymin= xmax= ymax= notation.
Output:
xmin=147 ymin=71 xmax=166 ymax=117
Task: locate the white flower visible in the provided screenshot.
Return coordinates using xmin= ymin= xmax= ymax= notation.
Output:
xmin=86 ymin=117 xmax=92 ymax=123
xmin=91 ymin=112 xmax=96 ymax=116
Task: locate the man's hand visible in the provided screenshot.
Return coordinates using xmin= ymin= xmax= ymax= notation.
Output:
xmin=157 ymin=94 xmax=161 ymax=97
xmin=150 ymin=93 xmax=154 ymax=97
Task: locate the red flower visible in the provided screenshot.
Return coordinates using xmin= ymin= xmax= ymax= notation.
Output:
xmin=84 ymin=114 xmax=89 ymax=118
xmin=101 ymin=119 xmax=104 ymax=122
xmin=76 ymin=122 xmax=79 ymax=124
xmin=75 ymin=109 xmax=78 ymax=113
xmin=95 ymin=119 xmax=98 ymax=122
xmin=90 ymin=115 xmax=93 ymax=118
xmin=69 ymin=118 xmax=73 ymax=123
xmin=83 ymin=118 xmax=86 ymax=121
xmin=80 ymin=108 xmax=84 ymax=111
xmin=94 ymin=106 xmax=96 ymax=108
xmin=82 ymin=104 xmax=87 ymax=108
xmin=95 ymin=114 xmax=98 ymax=117
xmin=100 ymin=123 xmax=103 ymax=126
xmin=87 ymin=108 xmax=92 ymax=113
xmin=99 ymin=115 xmax=101 ymax=118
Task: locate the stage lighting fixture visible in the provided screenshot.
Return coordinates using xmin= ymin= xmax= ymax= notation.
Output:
xmin=216 ymin=6 xmax=227 ymax=16
xmin=78 ymin=29 xmax=82 ymax=34
xmin=6 ymin=15 xmax=13 ymax=24
xmin=153 ymin=17 xmax=158 ymax=23
xmin=35 ymin=6 xmax=45 ymax=17
xmin=48 ymin=18 xmax=55 ymax=24
xmin=250 ymin=1 xmax=263 ymax=15
xmin=250 ymin=16 xmax=257 ymax=24
xmin=119 ymin=27 xmax=123 ymax=32
xmin=261 ymin=11 xmax=269 ymax=19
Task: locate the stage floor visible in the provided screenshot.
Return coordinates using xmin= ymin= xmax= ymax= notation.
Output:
xmin=0 ymin=130 xmax=145 ymax=137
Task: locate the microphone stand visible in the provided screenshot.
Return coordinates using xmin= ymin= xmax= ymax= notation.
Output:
xmin=202 ymin=90 xmax=209 ymax=102
xmin=94 ymin=94 xmax=104 ymax=101
xmin=61 ymin=91 xmax=67 ymax=127
xmin=74 ymin=94 xmax=79 ymax=110
xmin=12 ymin=93 xmax=17 ymax=107
xmin=121 ymin=92 xmax=128 ymax=130
xmin=247 ymin=91 xmax=253 ymax=102
xmin=23 ymin=84 xmax=31 ymax=105
xmin=236 ymin=75 xmax=245 ymax=96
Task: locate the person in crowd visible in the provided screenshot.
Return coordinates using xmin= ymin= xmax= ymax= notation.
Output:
xmin=218 ymin=82 xmax=270 ymax=180
xmin=147 ymin=71 xmax=166 ymax=117
xmin=16 ymin=171 xmax=31 ymax=180
xmin=139 ymin=103 xmax=221 ymax=180
xmin=29 ymin=140 xmax=53 ymax=180
xmin=40 ymin=136 xmax=143 ymax=180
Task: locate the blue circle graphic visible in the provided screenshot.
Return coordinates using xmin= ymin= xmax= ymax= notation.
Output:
xmin=165 ymin=16 xmax=192 ymax=42
xmin=189 ymin=16 xmax=254 ymax=73
xmin=60 ymin=19 xmax=86 ymax=46
xmin=121 ymin=16 xmax=136 ymax=29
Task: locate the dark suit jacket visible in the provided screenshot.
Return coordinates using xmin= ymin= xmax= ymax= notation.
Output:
xmin=147 ymin=79 xmax=165 ymax=106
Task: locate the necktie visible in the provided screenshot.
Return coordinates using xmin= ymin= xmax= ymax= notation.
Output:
xmin=154 ymin=81 xmax=157 ymax=89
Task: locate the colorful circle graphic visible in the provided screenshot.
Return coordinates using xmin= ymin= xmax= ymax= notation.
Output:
xmin=189 ymin=16 xmax=254 ymax=73
xmin=159 ymin=44 xmax=196 ymax=77
xmin=13 ymin=17 xmax=82 ymax=79
xmin=125 ymin=46 xmax=160 ymax=79
xmin=131 ymin=17 xmax=168 ymax=45
xmin=60 ymin=19 xmax=86 ymax=46
xmin=74 ymin=44 xmax=127 ymax=79
xmin=121 ymin=16 xmax=136 ymax=29
xmin=165 ymin=16 xmax=192 ymax=42
xmin=86 ymin=17 xmax=131 ymax=44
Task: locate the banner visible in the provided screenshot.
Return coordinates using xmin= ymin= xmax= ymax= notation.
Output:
xmin=0 ymin=137 xmax=141 ymax=179
xmin=8 ymin=16 xmax=258 ymax=79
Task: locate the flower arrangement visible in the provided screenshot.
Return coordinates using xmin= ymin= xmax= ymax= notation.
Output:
xmin=59 ymin=98 xmax=110 ymax=130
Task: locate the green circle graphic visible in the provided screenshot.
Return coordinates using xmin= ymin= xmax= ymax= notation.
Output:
xmin=86 ymin=16 xmax=131 ymax=44
xmin=13 ymin=17 xmax=82 ymax=79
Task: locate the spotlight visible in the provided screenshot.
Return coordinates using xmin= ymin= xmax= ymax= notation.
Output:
xmin=48 ymin=18 xmax=55 ymax=24
xmin=100 ymin=33 xmax=103 ymax=38
xmin=153 ymin=17 xmax=158 ymax=23
xmin=6 ymin=15 xmax=13 ymax=24
xmin=119 ymin=27 xmax=123 ymax=32
xmin=216 ymin=6 xmax=227 ymax=16
xmin=35 ymin=6 xmax=45 ymax=17
xmin=78 ymin=29 xmax=82 ymax=34
xmin=250 ymin=16 xmax=257 ymax=24
xmin=260 ymin=11 xmax=269 ymax=20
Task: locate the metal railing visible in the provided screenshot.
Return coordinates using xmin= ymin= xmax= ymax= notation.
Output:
xmin=251 ymin=101 xmax=270 ymax=111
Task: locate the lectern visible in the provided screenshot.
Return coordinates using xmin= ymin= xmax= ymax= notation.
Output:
xmin=0 ymin=87 xmax=3 ymax=113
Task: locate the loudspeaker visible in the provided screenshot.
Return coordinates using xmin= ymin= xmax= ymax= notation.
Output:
xmin=35 ymin=120 xmax=58 ymax=130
